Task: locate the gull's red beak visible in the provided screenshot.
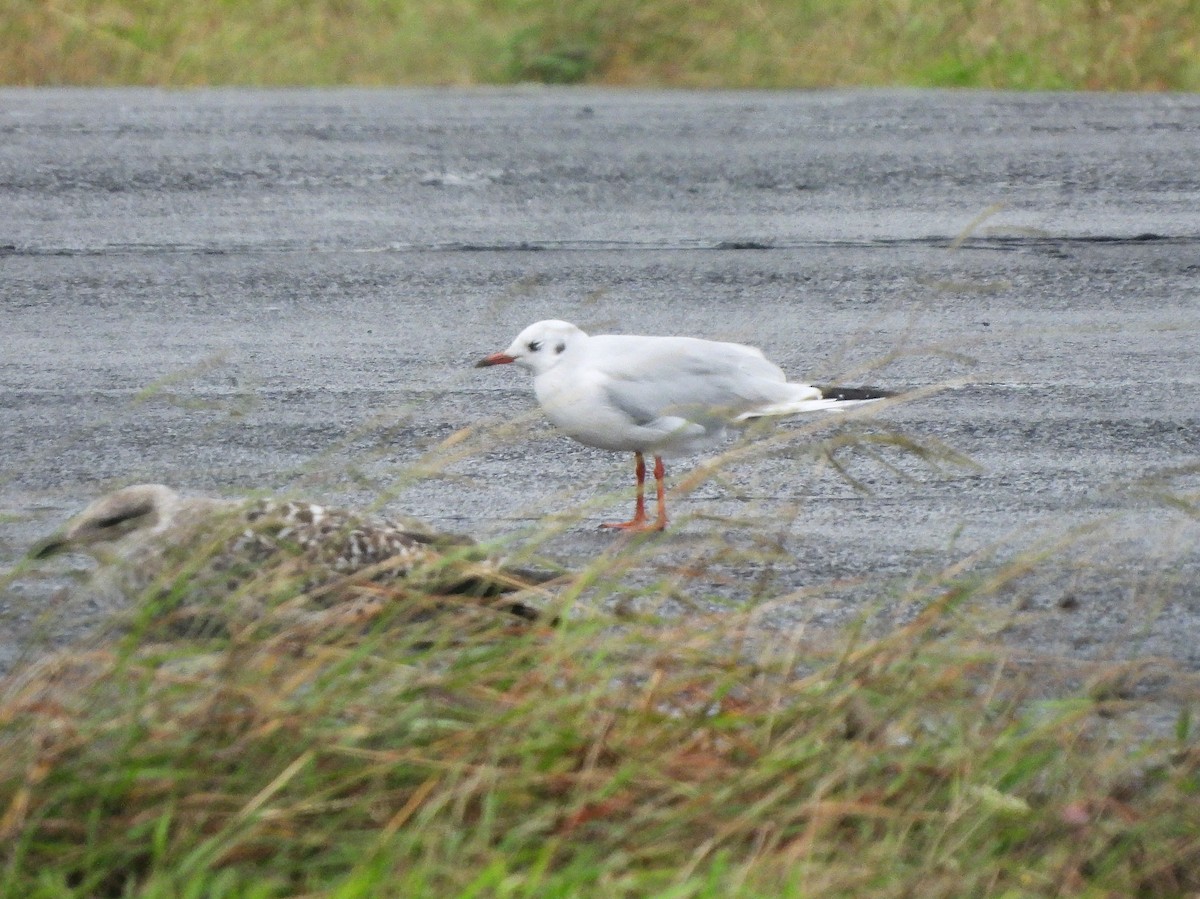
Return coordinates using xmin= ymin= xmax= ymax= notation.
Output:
xmin=475 ymin=352 xmax=516 ymax=367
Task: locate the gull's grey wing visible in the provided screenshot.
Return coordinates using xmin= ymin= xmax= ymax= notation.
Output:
xmin=591 ymin=334 xmax=797 ymax=424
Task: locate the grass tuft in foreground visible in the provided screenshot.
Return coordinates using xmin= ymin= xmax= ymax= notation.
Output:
xmin=1 ymin=550 xmax=1198 ymax=897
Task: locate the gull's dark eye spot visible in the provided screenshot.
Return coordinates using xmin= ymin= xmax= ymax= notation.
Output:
xmin=93 ymin=499 xmax=156 ymax=531
xmin=95 ymin=510 xmax=148 ymax=530
xmin=527 ymin=340 xmax=542 ymax=352
xmin=555 ymin=342 xmax=566 ymax=354
xmin=95 ymin=513 xmax=133 ymax=529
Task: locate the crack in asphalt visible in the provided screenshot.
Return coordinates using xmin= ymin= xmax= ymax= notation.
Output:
xmin=3 ymin=233 xmax=1197 ymax=256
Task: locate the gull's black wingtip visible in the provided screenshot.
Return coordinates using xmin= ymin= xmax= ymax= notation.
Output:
xmin=816 ymin=385 xmax=898 ymax=402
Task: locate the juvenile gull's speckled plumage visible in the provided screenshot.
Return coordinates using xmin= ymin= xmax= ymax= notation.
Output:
xmin=33 ymin=484 xmax=550 ymax=637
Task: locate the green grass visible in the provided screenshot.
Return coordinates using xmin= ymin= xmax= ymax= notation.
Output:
xmin=2 ymin=563 xmax=1199 ymax=897
xmin=3 ymin=412 xmax=1199 ymax=897
xmin=3 ymin=0 xmax=1198 ymax=88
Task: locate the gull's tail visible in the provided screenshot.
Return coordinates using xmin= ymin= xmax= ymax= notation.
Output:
xmin=735 ymin=384 xmax=896 ymax=421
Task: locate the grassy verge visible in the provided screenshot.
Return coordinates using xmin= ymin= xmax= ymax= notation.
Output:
xmin=3 ymin=0 xmax=1198 ymax=89
xmin=2 ymin=564 xmax=1198 ymax=897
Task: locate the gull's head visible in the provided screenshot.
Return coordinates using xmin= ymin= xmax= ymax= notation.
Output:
xmin=475 ymin=320 xmax=588 ymax=376
xmin=31 ymin=484 xmax=185 ymax=562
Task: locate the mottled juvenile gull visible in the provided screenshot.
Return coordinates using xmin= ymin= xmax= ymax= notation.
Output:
xmin=478 ymin=320 xmax=894 ymax=531
xmin=32 ymin=484 xmax=552 ymax=637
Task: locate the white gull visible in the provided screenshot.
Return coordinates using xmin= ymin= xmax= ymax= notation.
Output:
xmin=477 ymin=319 xmax=893 ymax=531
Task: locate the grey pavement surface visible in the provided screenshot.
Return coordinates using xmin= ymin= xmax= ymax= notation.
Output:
xmin=2 ymin=88 xmax=1199 ymax=684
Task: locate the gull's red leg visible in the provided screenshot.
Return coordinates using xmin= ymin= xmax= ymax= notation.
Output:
xmin=601 ymin=451 xmax=655 ymax=530
xmin=652 ymin=455 xmax=667 ymax=530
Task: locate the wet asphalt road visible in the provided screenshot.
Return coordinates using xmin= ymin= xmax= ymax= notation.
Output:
xmin=2 ymin=88 xmax=1198 ymax=677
